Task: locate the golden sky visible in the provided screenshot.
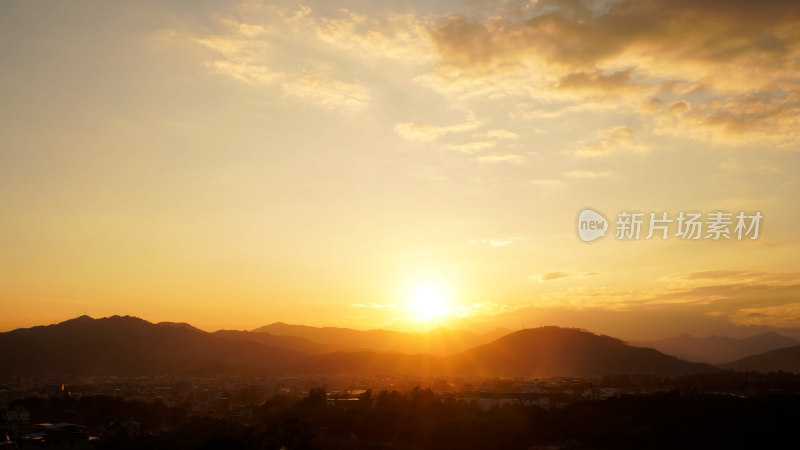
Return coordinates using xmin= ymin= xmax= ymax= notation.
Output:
xmin=1 ymin=0 xmax=799 ymax=340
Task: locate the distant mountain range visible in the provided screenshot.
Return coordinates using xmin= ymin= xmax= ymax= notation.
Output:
xmin=0 ymin=316 xmax=304 ymax=376
xmin=0 ymin=316 xmax=726 ymax=378
xmin=289 ymin=326 xmax=719 ymax=378
xmin=212 ymin=329 xmax=330 ymax=354
xmin=722 ymin=345 xmax=800 ymax=373
xmin=252 ymin=322 xmax=512 ymax=355
xmin=631 ymin=332 xmax=799 ymax=365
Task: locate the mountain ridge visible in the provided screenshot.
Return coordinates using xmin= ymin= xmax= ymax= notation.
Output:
xmin=722 ymin=345 xmax=800 ymax=373
xmin=253 ymin=321 xmax=512 ymax=355
xmin=631 ymin=331 xmax=799 ymax=364
xmin=0 ymin=316 xmax=725 ymax=378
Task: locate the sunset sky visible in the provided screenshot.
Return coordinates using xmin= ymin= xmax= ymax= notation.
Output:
xmin=2 ymin=0 xmax=799 ymax=340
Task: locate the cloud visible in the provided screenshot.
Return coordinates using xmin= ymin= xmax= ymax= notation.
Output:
xmin=476 ymin=129 xmax=519 ymax=139
xmin=666 ymin=100 xmax=691 ymax=116
xmin=424 ymin=0 xmax=800 ymax=143
xmin=190 ymin=1 xmax=800 ymax=144
xmin=208 ymin=60 xmax=281 ymax=85
xmin=495 ymin=269 xmax=800 ymax=338
xmin=282 ymin=74 xmax=371 ymax=113
xmin=540 ymin=271 xmax=570 ymax=281
xmin=730 ymin=304 xmax=800 ymax=328
xmin=673 ymin=269 xmax=800 ymax=284
xmin=394 ymin=114 xmax=483 ymax=142
xmin=653 ymin=93 xmax=800 ymax=146
xmin=557 ymin=68 xmax=649 ymax=98
xmin=431 ymin=1 xmax=800 ymax=82
xmin=310 ymin=10 xmax=435 ymax=64
xmin=196 ymin=23 xmax=279 ymax=85
xmin=676 ymin=269 xmax=753 ymax=281
xmin=639 ymin=98 xmax=666 ymax=114
xmin=193 ymin=12 xmax=374 ymax=113
xmin=573 ymin=126 xmax=646 ymax=157
xmin=444 ymin=140 xmax=497 ymax=153
xmin=274 ymin=4 xmax=312 ymax=23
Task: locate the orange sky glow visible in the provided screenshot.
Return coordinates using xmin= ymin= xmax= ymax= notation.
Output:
xmin=2 ymin=0 xmax=800 ymax=340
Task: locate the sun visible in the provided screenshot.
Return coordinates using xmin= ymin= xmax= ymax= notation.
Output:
xmin=407 ymin=282 xmax=450 ymax=321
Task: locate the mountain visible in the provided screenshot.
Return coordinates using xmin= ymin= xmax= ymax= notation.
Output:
xmin=156 ymin=321 xmax=205 ymax=332
xmin=722 ymin=345 xmax=800 ymax=373
xmin=253 ymin=322 xmax=512 ymax=355
xmin=292 ymin=327 xmax=719 ymax=378
xmin=631 ymin=332 xmax=799 ymax=364
xmin=0 ymin=315 xmax=305 ymax=376
xmin=0 ymin=318 xmax=720 ymax=378
xmin=447 ymin=327 xmax=720 ymax=378
xmin=212 ymin=329 xmax=330 ymax=354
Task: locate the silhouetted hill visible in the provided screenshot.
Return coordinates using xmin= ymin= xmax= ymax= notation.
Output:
xmin=632 ymin=331 xmax=798 ymax=364
xmin=213 ymin=329 xmax=329 ymax=354
xmin=253 ymin=322 xmax=511 ymax=355
xmin=450 ymin=327 xmax=720 ymax=377
xmin=722 ymin=345 xmax=800 ymax=373
xmin=0 ymin=315 xmax=305 ymax=376
xmin=293 ymin=327 xmax=719 ymax=377
xmin=156 ymin=321 xmax=205 ymax=333
xmin=0 ymin=319 xmax=720 ymax=378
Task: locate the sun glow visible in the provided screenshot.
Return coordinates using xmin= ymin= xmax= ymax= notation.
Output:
xmin=407 ymin=282 xmax=450 ymax=321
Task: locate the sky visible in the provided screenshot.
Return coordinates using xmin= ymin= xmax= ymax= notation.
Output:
xmin=1 ymin=0 xmax=799 ymax=340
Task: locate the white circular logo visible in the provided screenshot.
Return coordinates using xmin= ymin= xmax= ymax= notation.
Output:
xmin=577 ymin=208 xmax=608 ymax=242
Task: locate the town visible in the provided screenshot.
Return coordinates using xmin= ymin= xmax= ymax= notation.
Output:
xmin=2 ymin=371 xmax=799 ymax=449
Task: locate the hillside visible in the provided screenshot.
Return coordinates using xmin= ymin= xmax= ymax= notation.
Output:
xmin=0 ymin=315 xmax=304 ymax=376
xmin=0 ymin=318 xmax=721 ymax=378
xmin=722 ymin=345 xmax=800 ymax=373
xmin=632 ymin=332 xmax=799 ymax=364
xmin=446 ymin=327 xmax=720 ymax=378
xmin=212 ymin=329 xmax=329 ymax=354
xmin=292 ymin=326 xmax=719 ymax=378
xmin=253 ymin=322 xmax=511 ymax=355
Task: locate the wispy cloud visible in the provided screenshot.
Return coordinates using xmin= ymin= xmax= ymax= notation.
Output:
xmin=208 ymin=60 xmax=281 ymax=85
xmin=282 ymin=74 xmax=371 ymax=113
xmin=540 ymin=271 xmax=570 ymax=281
xmin=310 ymin=10 xmax=435 ymax=64
xmin=444 ymin=140 xmax=497 ymax=153
xmin=475 ymin=129 xmax=519 ymax=140
xmin=394 ymin=114 xmax=483 ymax=142
xmin=573 ymin=126 xmax=646 ymax=157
